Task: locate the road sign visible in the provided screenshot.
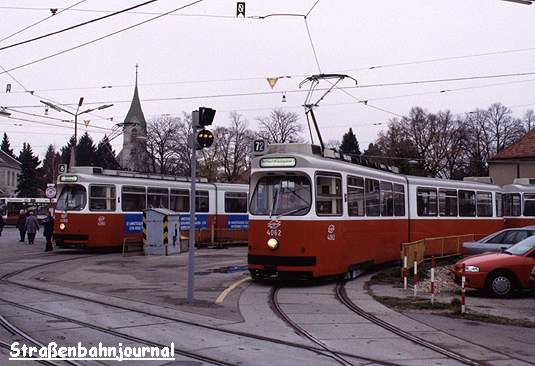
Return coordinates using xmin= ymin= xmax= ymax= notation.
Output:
xmin=58 ymin=164 xmax=67 ymax=174
xmin=45 ymin=185 xmax=56 ymax=199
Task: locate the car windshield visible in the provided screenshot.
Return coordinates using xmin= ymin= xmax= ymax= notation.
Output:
xmin=56 ymin=185 xmax=87 ymax=211
xmin=504 ymin=236 xmax=535 ymax=256
xmin=250 ymin=175 xmax=311 ymax=216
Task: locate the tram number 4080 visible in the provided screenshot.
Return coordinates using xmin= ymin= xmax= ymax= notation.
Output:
xmin=266 ymin=229 xmax=281 ymax=237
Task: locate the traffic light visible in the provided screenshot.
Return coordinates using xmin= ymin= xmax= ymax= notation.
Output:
xmin=197 ymin=129 xmax=214 ymax=148
xmin=198 ymin=107 xmax=216 ymax=126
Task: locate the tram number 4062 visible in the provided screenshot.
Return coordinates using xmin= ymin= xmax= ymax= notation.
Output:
xmin=266 ymin=229 xmax=281 ymax=237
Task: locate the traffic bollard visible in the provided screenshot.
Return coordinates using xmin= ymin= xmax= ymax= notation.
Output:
xmin=403 ymin=248 xmax=408 ymax=290
xmin=413 ymin=251 xmax=418 ymax=297
xmin=461 ymin=263 xmax=466 ymax=314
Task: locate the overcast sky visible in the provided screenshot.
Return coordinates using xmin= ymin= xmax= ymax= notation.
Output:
xmin=1 ymin=0 xmax=534 ymax=158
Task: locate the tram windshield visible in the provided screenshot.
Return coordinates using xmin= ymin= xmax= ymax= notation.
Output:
xmin=250 ymin=175 xmax=311 ymax=216
xmin=56 ymin=185 xmax=87 ymax=211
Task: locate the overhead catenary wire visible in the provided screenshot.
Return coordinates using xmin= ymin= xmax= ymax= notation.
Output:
xmin=0 ymin=0 xmax=87 ymax=44
xmin=0 ymin=0 xmax=204 ymax=75
xmin=0 ymin=0 xmax=161 ymax=52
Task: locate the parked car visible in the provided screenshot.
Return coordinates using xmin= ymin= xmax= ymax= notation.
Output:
xmin=530 ymin=266 xmax=535 ymax=296
xmin=462 ymin=227 xmax=535 ymax=255
xmin=453 ymin=235 xmax=535 ymax=297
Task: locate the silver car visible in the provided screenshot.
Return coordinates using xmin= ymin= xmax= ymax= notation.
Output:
xmin=462 ymin=227 xmax=535 ymax=255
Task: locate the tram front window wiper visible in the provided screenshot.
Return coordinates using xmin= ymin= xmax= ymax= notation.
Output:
xmin=276 ymin=205 xmax=308 ymax=218
xmin=269 ymin=187 xmax=280 ymax=218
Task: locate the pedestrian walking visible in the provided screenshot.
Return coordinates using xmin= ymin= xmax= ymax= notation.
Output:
xmin=43 ymin=211 xmax=54 ymax=252
xmin=0 ymin=214 xmax=4 ymax=236
xmin=16 ymin=209 xmax=26 ymax=242
xmin=25 ymin=211 xmax=39 ymax=245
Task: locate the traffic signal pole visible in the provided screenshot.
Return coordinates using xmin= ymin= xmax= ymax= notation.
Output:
xmin=187 ymin=107 xmax=215 ymax=304
xmin=188 ymin=114 xmax=198 ymax=304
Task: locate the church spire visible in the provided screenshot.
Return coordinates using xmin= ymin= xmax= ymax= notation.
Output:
xmin=124 ymin=64 xmax=146 ymax=129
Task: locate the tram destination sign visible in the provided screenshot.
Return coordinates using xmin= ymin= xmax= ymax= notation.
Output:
xmin=260 ymin=157 xmax=296 ymax=168
xmin=59 ymin=175 xmax=78 ymax=182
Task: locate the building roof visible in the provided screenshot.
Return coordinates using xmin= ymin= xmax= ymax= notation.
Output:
xmin=123 ymin=71 xmax=146 ymax=129
xmin=490 ymin=129 xmax=535 ymax=161
xmin=0 ymin=150 xmax=20 ymax=169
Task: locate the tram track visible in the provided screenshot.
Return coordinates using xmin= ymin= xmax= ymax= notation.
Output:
xmin=0 ymin=298 xmax=239 ymax=366
xmin=268 ymin=286 xmax=407 ymax=366
xmin=0 ymin=312 xmax=82 ymax=366
xmin=0 ymin=255 xmax=403 ymax=365
xmin=334 ymin=281 xmax=481 ymax=366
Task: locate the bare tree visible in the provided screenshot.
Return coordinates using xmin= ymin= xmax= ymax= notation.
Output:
xmin=146 ymin=116 xmax=181 ymax=174
xmin=256 ymin=109 xmax=304 ymax=143
xmin=524 ymin=109 xmax=535 ymax=132
xmin=486 ymin=103 xmax=525 ymax=153
xmin=217 ymin=112 xmax=255 ymax=182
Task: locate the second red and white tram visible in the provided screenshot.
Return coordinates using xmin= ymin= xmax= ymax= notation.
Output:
xmin=54 ymin=167 xmax=248 ymax=248
xmin=248 ymin=144 xmax=505 ymax=280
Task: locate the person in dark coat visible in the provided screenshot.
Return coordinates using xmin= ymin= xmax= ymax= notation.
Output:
xmin=16 ymin=210 xmax=26 ymax=242
xmin=0 ymin=215 xmax=4 ymax=236
xmin=43 ymin=211 xmax=54 ymax=252
xmin=25 ymin=211 xmax=39 ymax=245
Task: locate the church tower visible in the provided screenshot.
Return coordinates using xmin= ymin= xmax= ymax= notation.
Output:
xmin=118 ymin=65 xmax=148 ymax=172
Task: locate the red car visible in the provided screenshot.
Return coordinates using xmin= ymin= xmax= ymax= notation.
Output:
xmin=453 ymin=236 xmax=535 ymax=297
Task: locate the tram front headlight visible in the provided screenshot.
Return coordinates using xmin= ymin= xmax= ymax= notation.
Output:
xmin=59 ymin=223 xmax=66 ymax=231
xmin=267 ymin=238 xmax=279 ymax=250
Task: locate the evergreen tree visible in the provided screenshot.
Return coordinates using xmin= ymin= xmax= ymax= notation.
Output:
xmin=340 ymin=128 xmax=361 ymax=156
xmin=17 ymin=143 xmax=41 ymax=197
xmin=41 ymin=144 xmax=61 ymax=186
xmin=60 ymin=135 xmax=76 ymax=165
xmin=1 ymin=133 xmax=16 ymax=159
xmin=95 ymin=135 xmax=121 ymax=169
xmin=76 ymin=132 xmax=97 ymax=166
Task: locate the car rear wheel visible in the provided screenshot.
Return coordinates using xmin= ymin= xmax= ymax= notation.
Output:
xmin=486 ymin=272 xmax=515 ymax=298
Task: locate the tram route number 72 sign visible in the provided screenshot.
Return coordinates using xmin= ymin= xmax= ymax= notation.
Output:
xmin=253 ymin=139 xmax=266 ymax=156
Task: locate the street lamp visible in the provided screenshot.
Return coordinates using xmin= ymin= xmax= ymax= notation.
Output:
xmin=40 ymin=98 xmax=113 ymax=167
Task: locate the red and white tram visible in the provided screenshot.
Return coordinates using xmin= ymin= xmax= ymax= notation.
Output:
xmin=501 ymin=178 xmax=535 ymax=228
xmin=54 ymin=167 xmax=248 ymax=248
xmin=248 ymin=144 xmax=505 ymax=280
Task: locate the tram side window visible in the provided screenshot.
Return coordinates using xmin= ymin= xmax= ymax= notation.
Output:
xmin=148 ymin=187 xmax=169 ymax=209
xmin=438 ymin=189 xmax=457 ymax=217
xmin=417 ymin=187 xmax=437 ymax=216
xmin=89 ymin=185 xmax=116 ymax=211
xmin=458 ymin=190 xmax=476 ymax=217
xmin=170 ymin=189 xmax=189 ymax=212
xmin=380 ymin=181 xmax=393 ymax=216
xmin=121 ymin=186 xmax=146 ymax=212
xmin=476 ymin=191 xmax=493 ymax=217
xmin=523 ymin=194 xmax=535 ymax=216
xmin=196 ymin=190 xmax=209 ymax=212
xmin=347 ymin=175 xmax=364 ymax=216
xmin=393 ymin=184 xmax=405 ymax=216
xmin=365 ymin=178 xmax=380 ymax=216
xmin=503 ymin=193 xmax=521 ymax=216
xmin=225 ymin=192 xmax=248 ymax=213
xmin=495 ymin=193 xmax=503 ymax=217
xmin=316 ymin=175 xmax=343 ymax=216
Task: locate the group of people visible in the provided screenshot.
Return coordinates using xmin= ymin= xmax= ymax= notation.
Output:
xmin=16 ymin=210 xmax=54 ymax=251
